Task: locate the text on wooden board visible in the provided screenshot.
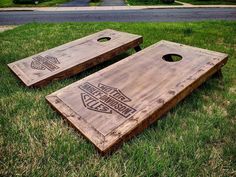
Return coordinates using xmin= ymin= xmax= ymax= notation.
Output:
xmin=31 ymin=55 xmax=60 ymax=71
xmin=79 ymin=82 xmax=136 ymax=118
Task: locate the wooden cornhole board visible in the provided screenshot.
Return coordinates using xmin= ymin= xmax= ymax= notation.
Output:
xmin=46 ymin=40 xmax=228 ymax=155
xmin=7 ymin=29 xmax=143 ymax=87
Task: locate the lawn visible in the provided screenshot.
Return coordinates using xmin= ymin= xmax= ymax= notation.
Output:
xmin=127 ymin=0 xmax=181 ymax=5
xmin=0 ymin=0 xmax=70 ymax=7
xmin=1 ymin=21 xmax=236 ymax=176
xmin=179 ymin=0 xmax=236 ymax=5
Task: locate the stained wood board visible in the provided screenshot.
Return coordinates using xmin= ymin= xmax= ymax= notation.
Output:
xmin=46 ymin=40 xmax=228 ymax=155
xmin=8 ymin=29 xmax=143 ymax=87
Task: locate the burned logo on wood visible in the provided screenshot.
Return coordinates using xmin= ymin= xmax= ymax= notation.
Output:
xmin=31 ymin=55 xmax=60 ymax=71
xmin=79 ymin=82 xmax=136 ymax=118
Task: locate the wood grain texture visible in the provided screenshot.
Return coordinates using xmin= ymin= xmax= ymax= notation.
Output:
xmin=8 ymin=29 xmax=143 ymax=87
xmin=46 ymin=40 xmax=228 ymax=155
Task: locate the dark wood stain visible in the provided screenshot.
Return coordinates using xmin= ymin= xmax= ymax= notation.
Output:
xmin=8 ymin=29 xmax=143 ymax=87
xmin=46 ymin=40 xmax=228 ymax=155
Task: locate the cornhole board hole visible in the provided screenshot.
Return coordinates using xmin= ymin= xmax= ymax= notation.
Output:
xmin=46 ymin=40 xmax=228 ymax=155
xmin=7 ymin=29 xmax=143 ymax=87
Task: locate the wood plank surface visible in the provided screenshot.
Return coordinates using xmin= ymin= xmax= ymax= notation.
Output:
xmin=46 ymin=40 xmax=228 ymax=155
xmin=8 ymin=29 xmax=143 ymax=87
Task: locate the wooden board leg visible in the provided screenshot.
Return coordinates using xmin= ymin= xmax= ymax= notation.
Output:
xmin=212 ymin=69 xmax=223 ymax=79
xmin=134 ymin=45 xmax=142 ymax=52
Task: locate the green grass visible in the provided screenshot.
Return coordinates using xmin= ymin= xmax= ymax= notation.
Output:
xmin=1 ymin=21 xmax=236 ymax=176
xmin=127 ymin=0 xmax=181 ymax=5
xmin=0 ymin=0 xmax=71 ymax=7
xmin=179 ymin=0 xmax=236 ymax=5
xmin=89 ymin=0 xmax=101 ymax=6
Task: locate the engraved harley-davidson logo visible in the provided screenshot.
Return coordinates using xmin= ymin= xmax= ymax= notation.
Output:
xmin=79 ymin=82 xmax=136 ymax=118
xmin=31 ymin=55 xmax=60 ymax=72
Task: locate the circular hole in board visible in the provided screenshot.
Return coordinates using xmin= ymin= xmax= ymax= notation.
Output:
xmin=97 ymin=37 xmax=111 ymax=42
xmin=162 ymin=54 xmax=183 ymax=62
